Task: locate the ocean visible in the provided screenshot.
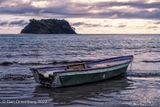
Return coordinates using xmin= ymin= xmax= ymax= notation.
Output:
xmin=0 ymin=34 xmax=160 ymax=107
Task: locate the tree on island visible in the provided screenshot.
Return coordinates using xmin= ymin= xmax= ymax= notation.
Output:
xmin=21 ymin=19 xmax=76 ymax=34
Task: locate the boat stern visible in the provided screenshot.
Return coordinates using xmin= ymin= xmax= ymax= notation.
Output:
xmin=30 ymin=68 xmax=55 ymax=87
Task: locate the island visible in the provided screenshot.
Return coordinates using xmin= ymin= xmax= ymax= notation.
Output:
xmin=21 ymin=19 xmax=76 ymax=34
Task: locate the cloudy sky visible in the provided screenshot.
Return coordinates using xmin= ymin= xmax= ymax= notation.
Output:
xmin=0 ymin=0 xmax=160 ymax=34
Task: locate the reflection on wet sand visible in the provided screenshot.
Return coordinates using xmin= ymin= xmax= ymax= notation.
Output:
xmin=34 ymin=76 xmax=131 ymax=106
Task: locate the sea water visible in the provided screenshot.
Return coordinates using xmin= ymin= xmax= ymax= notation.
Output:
xmin=0 ymin=34 xmax=160 ymax=107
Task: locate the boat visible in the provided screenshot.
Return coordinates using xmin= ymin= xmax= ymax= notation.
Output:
xmin=31 ymin=55 xmax=133 ymax=88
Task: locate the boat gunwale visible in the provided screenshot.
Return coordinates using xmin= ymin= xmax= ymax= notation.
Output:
xmin=31 ymin=55 xmax=133 ymax=71
xmin=53 ymin=61 xmax=131 ymax=75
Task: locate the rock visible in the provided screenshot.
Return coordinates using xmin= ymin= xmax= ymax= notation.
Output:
xmin=21 ymin=19 xmax=76 ymax=34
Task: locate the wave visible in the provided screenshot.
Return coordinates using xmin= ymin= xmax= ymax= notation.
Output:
xmin=0 ymin=74 xmax=33 ymax=81
xmin=127 ymin=72 xmax=160 ymax=78
xmin=0 ymin=61 xmax=54 ymax=66
xmin=0 ymin=60 xmax=91 ymax=66
xmin=1 ymin=72 xmax=160 ymax=81
xmin=0 ymin=61 xmax=16 ymax=66
xmin=142 ymin=60 xmax=160 ymax=63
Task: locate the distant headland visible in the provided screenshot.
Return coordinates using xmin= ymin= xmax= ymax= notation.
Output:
xmin=21 ymin=19 xmax=76 ymax=34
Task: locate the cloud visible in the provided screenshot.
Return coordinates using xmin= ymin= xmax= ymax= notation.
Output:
xmin=154 ymin=21 xmax=160 ymax=24
xmin=0 ymin=20 xmax=28 ymax=26
xmin=94 ymin=1 xmax=160 ymax=10
xmin=72 ymin=22 xmax=115 ymax=28
xmin=104 ymin=25 xmax=112 ymax=27
xmin=118 ymin=24 xmax=127 ymax=28
xmin=72 ymin=22 xmax=84 ymax=26
xmin=0 ymin=0 xmax=160 ymax=19
xmin=72 ymin=22 xmax=101 ymax=27
xmin=147 ymin=26 xmax=159 ymax=29
xmin=0 ymin=21 xmax=8 ymax=26
xmin=9 ymin=20 xmax=28 ymax=26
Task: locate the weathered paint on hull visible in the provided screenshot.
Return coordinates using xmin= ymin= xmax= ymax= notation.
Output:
xmin=52 ymin=63 xmax=129 ymax=88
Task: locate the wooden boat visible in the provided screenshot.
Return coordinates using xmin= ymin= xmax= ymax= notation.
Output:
xmin=31 ymin=55 xmax=133 ymax=88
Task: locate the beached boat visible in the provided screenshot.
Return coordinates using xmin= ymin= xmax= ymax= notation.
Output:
xmin=31 ymin=55 xmax=133 ymax=88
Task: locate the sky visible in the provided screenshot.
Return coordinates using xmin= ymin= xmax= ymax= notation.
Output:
xmin=0 ymin=0 xmax=160 ymax=34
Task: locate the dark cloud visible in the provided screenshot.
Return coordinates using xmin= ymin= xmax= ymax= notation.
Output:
xmin=0 ymin=6 xmax=39 ymax=14
xmin=72 ymin=22 xmax=101 ymax=27
xmin=72 ymin=22 xmax=114 ymax=28
xmin=0 ymin=21 xmax=8 ymax=26
xmin=0 ymin=0 xmax=9 ymax=4
xmin=147 ymin=26 xmax=159 ymax=29
xmin=10 ymin=20 xmax=28 ymax=26
xmin=72 ymin=22 xmax=84 ymax=26
xmin=94 ymin=1 xmax=160 ymax=10
xmin=0 ymin=20 xmax=28 ymax=26
xmin=154 ymin=21 xmax=160 ymax=24
xmin=92 ymin=10 xmax=160 ymax=19
xmin=104 ymin=25 xmax=112 ymax=27
xmin=118 ymin=24 xmax=127 ymax=28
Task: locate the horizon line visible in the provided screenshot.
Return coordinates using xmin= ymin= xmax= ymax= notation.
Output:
xmin=0 ymin=33 xmax=160 ymax=35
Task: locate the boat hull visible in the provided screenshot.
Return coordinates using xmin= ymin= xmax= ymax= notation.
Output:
xmin=52 ymin=63 xmax=129 ymax=88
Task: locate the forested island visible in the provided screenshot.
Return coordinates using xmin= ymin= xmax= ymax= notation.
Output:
xmin=21 ymin=19 xmax=76 ymax=34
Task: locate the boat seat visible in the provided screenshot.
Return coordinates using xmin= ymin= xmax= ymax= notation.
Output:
xmin=66 ymin=63 xmax=86 ymax=71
